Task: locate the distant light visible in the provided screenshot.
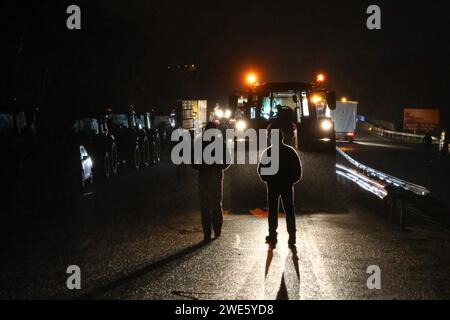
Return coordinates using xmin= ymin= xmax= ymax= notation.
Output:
xmin=224 ymin=109 xmax=232 ymax=119
xmin=317 ymin=73 xmax=325 ymax=83
xmin=246 ymin=73 xmax=257 ymax=86
xmin=341 ymin=97 xmax=347 ymax=102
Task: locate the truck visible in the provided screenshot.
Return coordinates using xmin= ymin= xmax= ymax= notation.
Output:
xmin=229 ymin=82 xmax=336 ymax=152
xmin=176 ymin=100 xmax=208 ymax=132
xmin=330 ymin=100 xmax=358 ymax=142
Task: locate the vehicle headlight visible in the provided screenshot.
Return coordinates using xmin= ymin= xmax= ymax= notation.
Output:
xmin=321 ymin=119 xmax=332 ymax=131
xmin=236 ymin=120 xmax=247 ymax=131
xmin=312 ymin=95 xmax=323 ymax=104
xmin=215 ymin=109 xmax=224 ymax=119
xmin=224 ymin=109 xmax=232 ymax=119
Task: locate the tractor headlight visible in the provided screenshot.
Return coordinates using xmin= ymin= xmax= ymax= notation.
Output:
xmin=236 ymin=119 xmax=247 ymax=131
xmin=215 ymin=109 xmax=224 ymax=119
xmin=321 ymin=119 xmax=333 ymax=131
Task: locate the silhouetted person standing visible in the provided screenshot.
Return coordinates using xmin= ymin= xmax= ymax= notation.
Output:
xmin=267 ymin=106 xmax=297 ymax=148
xmin=258 ymin=130 xmax=302 ymax=248
xmin=192 ymin=122 xmax=231 ymax=242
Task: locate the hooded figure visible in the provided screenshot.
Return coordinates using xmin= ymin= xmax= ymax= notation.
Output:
xmin=258 ymin=130 xmax=302 ymax=247
xmin=267 ymin=107 xmax=297 ymax=148
xmin=192 ymin=122 xmax=231 ymax=242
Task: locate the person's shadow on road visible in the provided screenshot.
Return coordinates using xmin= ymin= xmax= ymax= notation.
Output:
xmin=264 ymin=246 xmax=300 ymax=300
xmin=78 ymin=241 xmax=211 ymax=299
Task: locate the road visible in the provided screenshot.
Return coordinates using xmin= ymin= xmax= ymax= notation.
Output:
xmin=1 ymin=144 xmax=450 ymax=300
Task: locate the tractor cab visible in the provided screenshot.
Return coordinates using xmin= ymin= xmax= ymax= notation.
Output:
xmin=230 ymin=82 xmax=336 ymax=151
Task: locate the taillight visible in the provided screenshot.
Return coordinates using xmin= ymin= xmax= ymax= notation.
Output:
xmin=347 ymin=131 xmax=355 ymax=137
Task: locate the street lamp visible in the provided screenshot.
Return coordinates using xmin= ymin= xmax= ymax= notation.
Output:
xmin=246 ymin=73 xmax=257 ymax=86
xmin=341 ymin=97 xmax=348 ymax=102
xmin=317 ymin=73 xmax=325 ymax=83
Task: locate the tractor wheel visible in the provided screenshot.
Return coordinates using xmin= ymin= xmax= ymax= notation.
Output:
xmin=142 ymin=137 xmax=150 ymax=168
xmin=111 ymin=142 xmax=118 ymax=175
xmin=133 ymin=144 xmax=140 ymax=170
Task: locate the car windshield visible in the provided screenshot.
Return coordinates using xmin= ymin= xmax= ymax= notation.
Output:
xmin=110 ymin=114 xmax=129 ymax=128
xmin=136 ymin=115 xmax=147 ymax=129
xmin=0 ymin=113 xmax=15 ymax=130
xmin=260 ymin=91 xmax=300 ymax=120
xmin=72 ymin=118 xmax=99 ymax=134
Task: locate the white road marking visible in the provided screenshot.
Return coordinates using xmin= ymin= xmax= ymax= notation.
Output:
xmin=354 ymin=141 xmax=414 ymax=150
xmin=234 ymin=234 xmax=241 ymax=248
xmin=299 ymin=215 xmax=337 ymax=299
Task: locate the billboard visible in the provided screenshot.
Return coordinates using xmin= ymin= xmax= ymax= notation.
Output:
xmin=404 ymin=108 xmax=439 ymax=132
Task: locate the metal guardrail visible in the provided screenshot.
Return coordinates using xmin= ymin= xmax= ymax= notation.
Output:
xmin=336 ymin=163 xmax=388 ymax=199
xmin=336 ymin=147 xmax=430 ymax=196
xmin=367 ymin=124 xmax=438 ymax=144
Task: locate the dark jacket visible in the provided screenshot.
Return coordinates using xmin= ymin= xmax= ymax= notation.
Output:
xmin=257 ymin=143 xmax=302 ymax=187
xmin=191 ymin=134 xmax=231 ymax=175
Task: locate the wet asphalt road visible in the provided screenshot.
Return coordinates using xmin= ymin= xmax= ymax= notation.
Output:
xmin=1 ymin=144 xmax=450 ymax=299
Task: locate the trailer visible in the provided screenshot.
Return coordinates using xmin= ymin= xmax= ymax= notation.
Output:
xmin=176 ymin=100 xmax=207 ymax=132
xmin=330 ymin=100 xmax=358 ymax=142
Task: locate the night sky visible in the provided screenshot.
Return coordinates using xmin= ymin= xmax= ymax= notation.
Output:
xmin=3 ymin=0 xmax=450 ymax=127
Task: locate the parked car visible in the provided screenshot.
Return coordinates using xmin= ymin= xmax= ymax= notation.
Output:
xmin=70 ymin=112 xmax=118 ymax=179
xmin=0 ymin=105 xmax=31 ymax=212
xmin=79 ymin=145 xmax=94 ymax=188
xmin=105 ymin=106 xmax=147 ymax=171
xmin=136 ymin=111 xmax=161 ymax=164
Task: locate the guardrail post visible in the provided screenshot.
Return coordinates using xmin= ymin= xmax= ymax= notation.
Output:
xmin=385 ymin=185 xmax=408 ymax=227
xmin=399 ymin=190 xmax=413 ymax=230
xmin=399 ymin=194 xmax=407 ymax=230
xmin=385 ymin=185 xmax=397 ymax=221
xmin=389 ymin=192 xmax=396 ymax=222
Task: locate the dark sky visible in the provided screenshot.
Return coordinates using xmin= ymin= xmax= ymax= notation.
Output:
xmin=3 ymin=0 xmax=450 ymax=126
